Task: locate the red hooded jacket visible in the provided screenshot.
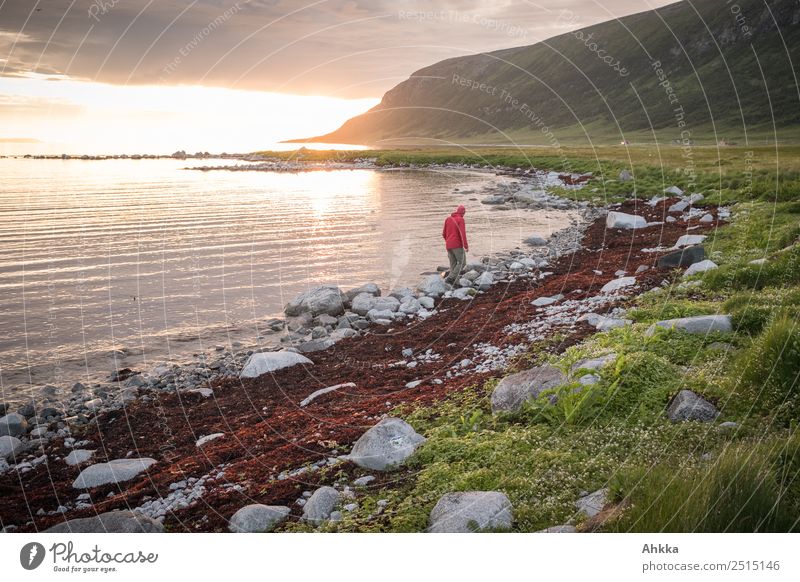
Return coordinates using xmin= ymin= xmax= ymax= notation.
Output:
xmin=443 ymin=206 xmax=468 ymax=251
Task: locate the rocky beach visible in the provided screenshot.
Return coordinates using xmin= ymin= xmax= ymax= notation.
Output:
xmin=0 ymin=175 xmax=729 ymax=533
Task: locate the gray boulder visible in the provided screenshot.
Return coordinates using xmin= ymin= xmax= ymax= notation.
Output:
xmin=240 ymin=351 xmax=313 ymax=378
xmin=347 ymin=417 xmax=426 ymax=471
xmin=600 ymin=276 xmax=636 ymax=294
xmin=0 ymin=435 xmax=24 ymax=461
xmin=351 ymin=292 xmax=378 ymax=315
xmin=0 ymin=413 xmax=28 ymax=437
xmin=429 ymin=491 xmax=513 ymax=533
xmin=576 ymin=488 xmax=608 ymax=518
xmin=646 ymin=315 xmax=732 ymax=336
xmin=302 ymin=486 xmax=340 ymax=525
xmin=606 ymin=211 xmax=647 ymax=230
xmin=389 ymin=287 xmax=414 ymax=301
xmin=618 ymin=169 xmax=632 ymax=182
xmin=418 ymin=296 xmax=435 ymax=309
xmin=284 ymin=285 xmax=345 ymax=317
xmin=475 ymin=271 xmax=494 ymax=291
xmin=44 ymin=511 xmax=163 ymax=533
xmin=399 ymin=297 xmax=421 ymax=314
xmin=64 ymin=449 xmax=94 ymax=466
xmin=344 ymin=283 xmax=380 ymax=303
xmin=570 ymin=353 xmax=618 ymax=373
xmin=524 ymin=235 xmax=547 ymax=246
xmin=72 ymin=458 xmax=157 ymax=489
xmin=667 ymin=390 xmax=718 ymax=422
xmin=367 ymin=309 xmax=395 ymax=323
xmin=656 ymin=245 xmax=705 ymax=269
xmin=229 ymin=504 xmax=290 ymax=532
xmin=684 ymin=260 xmax=718 ymax=276
xmin=417 ymin=275 xmax=448 ymax=298
xmin=297 ymin=338 xmax=335 ymax=353
xmin=674 ymin=234 xmax=706 ymax=248
xmin=490 ymin=366 xmax=566 ymax=413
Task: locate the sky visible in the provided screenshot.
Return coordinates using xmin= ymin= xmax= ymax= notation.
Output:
xmin=0 ymin=0 xmax=677 ymax=153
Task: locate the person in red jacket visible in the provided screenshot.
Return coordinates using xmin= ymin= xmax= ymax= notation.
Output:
xmin=442 ymin=205 xmax=469 ymax=285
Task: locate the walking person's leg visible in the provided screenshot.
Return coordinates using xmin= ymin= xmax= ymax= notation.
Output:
xmin=446 ymin=248 xmax=458 ymax=283
xmin=452 ymin=247 xmax=466 ymax=284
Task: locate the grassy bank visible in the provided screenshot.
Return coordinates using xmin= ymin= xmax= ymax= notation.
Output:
xmin=258 ymin=145 xmax=800 ymax=205
xmin=286 ymin=147 xmax=800 ymax=533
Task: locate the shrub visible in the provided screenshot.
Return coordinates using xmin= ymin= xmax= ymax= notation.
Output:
xmin=735 ymin=313 xmax=800 ymax=425
xmin=704 ymin=245 xmax=800 ymax=291
xmin=725 ymin=288 xmax=800 ymax=335
xmin=609 ymin=440 xmax=799 ymax=532
xmin=601 ymin=352 xmax=679 ymax=420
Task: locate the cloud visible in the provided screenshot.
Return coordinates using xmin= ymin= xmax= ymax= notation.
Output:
xmin=0 ymin=0 xmax=675 ymax=98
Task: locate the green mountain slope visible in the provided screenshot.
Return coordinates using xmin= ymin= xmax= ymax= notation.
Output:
xmin=300 ymin=0 xmax=800 ymax=145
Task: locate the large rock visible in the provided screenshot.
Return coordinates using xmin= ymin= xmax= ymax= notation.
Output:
xmin=646 ymin=315 xmax=732 ymax=336
xmin=664 ymin=185 xmax=684 ymax=196
xmin=524 ymin=234 xmax=548 ymax=246
xmin=347 ymin=417 xmax=426 ymax=471
xmin=240 ymin=351 xmax=313 ymax=378
xmin=606 ymin=211 xmax=647 ymax=230
xmin=344 ymin=283 xmax=380 ymax=303
xmin=297 ymin=338 xmax=335 ymax=353
xmin=667 ymin=390 xmax=718 ymax=422
xmin=600 ymin=276 xmax=636 ymax=294
xmin=490 ymin=366 xmax=565 ymax=413
xmin=284 ymin=285 xmax=345 ymax=317
xmin=417 ymin=275 xmax=448 ymax=298
xmin=0 ymin=413 xmax=28 ymax=437
xmin=351 ymin=293 xmax=377 ymax=315
xmin=475 ymin=271 xmax=494 ymax=291
xmin=619 ymin=169 xmax=632 ymax=182
xmin=684 ymin=260 xmax=718 ymax=276
xmin=429 ymin=491 xmax=513 ymax=533
xmin=64 ymin=449 xmax=94 ymax=466
xmin=576 ymin=488 xmax=609 ymax=518
xmin=44 ymin=511 xmax=163 ymax=533
xmin=398 ymin=297 xmax=421 ymax=314
xmin=367 ymin=309 xmax=395 ymax=323
xmin=674 ymin=234 xmax=706 ymax=248
xmin=72 ymin=458 xmax=157 ymax=489
xmin=0 ymin=435 xmax=24 ymax=461
xmin=657 ymin=245 xmax=705 ymax=268
xmin=302 ymin=486 xmax=340 ymax=525
xmin=229 ymin=504 xmax=290 ymax=533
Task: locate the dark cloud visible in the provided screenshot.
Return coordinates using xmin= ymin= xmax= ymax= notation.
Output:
xmin=0 ymin=0 xmax=676 ymax=97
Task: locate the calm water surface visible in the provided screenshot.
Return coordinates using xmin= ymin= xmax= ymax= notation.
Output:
xmin=0 ymin=158 xmax=576 ymax=399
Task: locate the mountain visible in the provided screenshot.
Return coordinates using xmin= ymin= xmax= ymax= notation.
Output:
xmin=297 ymin=0 xmax=800 ymax=145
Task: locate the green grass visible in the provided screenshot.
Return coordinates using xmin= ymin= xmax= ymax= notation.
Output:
xmin=734 ymin=314 xmax=800 ymax=426
xmin=609 ymin=436 xmax=800 ymax=532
